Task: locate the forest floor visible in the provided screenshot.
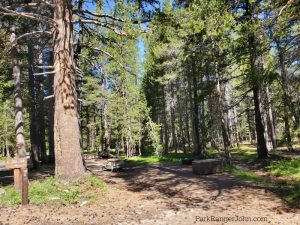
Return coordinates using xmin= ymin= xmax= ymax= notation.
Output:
xmin=1 ymin=149 xmax=300 ymax=225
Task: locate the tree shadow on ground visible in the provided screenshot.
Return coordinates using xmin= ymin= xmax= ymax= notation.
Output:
xmin=96 ymin=161 xmax=300 ymax=210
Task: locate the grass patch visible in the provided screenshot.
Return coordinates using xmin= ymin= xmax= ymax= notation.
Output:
xmin=0 ymin=175 xmax=107 ymax=206
xmin=269 ymin=158 xmax=300 ymax=180
xmin=225 ymin=164 xmax=300 ymax=205
xmin=126 ymin=155 xmax=182 ymax=164
xmin=230 ymin=145 xmax=257 ymax=160
xmin=225 ymin=164 xmax=271 ymax=183
xmin=125 ymin=152 xmax=213 ymax=164
xmin=0 ymin=157 xmax=7 ymax=163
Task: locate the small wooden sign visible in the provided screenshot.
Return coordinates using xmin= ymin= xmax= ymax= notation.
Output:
xmin=5 ymin=158 xmax=27 ymax=170
xmin=0 ymin=158 xmax=29 ymax=205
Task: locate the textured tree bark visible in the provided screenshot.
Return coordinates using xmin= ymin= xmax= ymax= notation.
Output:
xmin=53 ymin=0 xmax=85 ymax=178
xmin=11 ymin=26 xmax=26 ymax=158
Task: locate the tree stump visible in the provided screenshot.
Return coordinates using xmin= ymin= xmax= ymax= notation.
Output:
xmin=192 ymin=159 xmax=223 ymax=175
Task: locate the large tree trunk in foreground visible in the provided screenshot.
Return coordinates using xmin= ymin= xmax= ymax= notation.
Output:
xmin=53 ymin=0 xmax=85 ymax=178
xmin=11 ymin=26 xmax=26 ymax=158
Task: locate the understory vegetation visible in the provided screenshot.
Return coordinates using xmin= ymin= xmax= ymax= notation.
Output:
xmin=0 ymin=175 xmax=106 ymax=205
xmin=225 ymin=163 xmax=300 ymax=205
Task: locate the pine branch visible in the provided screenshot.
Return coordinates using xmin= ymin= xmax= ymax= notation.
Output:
xmin=74 ymin=9 xmax=125 ymax=22
xmin=43 ymin=95 xmax=54 ymax=100
xmin=0 ymin=7 xmax=56 ymax=27
xmin=35 ymin=66 xmax=54 ymax=69
xmin=74 ymin=9 xmax=152 ymax=24
xmin=73 ymin=19 xmax=127 ymax=36
xmin=3 ymin=31 xmax=52 ymax=55
xmin=77 ymin=43 xmax=128 ymax=71
xmin=6 ymin=2 xmax=54 ymax=9
xmin=33 ymin=71 xmax=56 ymax=76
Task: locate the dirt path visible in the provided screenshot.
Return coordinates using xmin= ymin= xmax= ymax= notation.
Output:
xmin=0 ymin=160 xmax=299 ymax=225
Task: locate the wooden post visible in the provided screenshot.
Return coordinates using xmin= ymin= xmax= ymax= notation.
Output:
xmin=21 ymin=168 xmax=29 ymax=205
xmin=4 ymin=158 xmax=29 ymax=205
xmin=14 ymin=168 xmax=22 ymax=190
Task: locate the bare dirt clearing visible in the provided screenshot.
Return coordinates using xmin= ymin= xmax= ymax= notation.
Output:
xmin=0 ymin=159 xmax=299 ymax=225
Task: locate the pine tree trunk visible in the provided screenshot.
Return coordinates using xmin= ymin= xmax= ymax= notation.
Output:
xmin=11 ymin=26 xmax=26 ymax=158
xmin=189 ymin=58 xmax=203 ymax=155
xmin=185 ymin=94 xmax=191 ymax=151
xmin=178 ymin=101 xmax=185 ymax=152
xmin=4 ymin=106 xmax=10 ymax=158
xmin=216 ymin=70 xmax=231 ymax=161
xmin=253 ymin=87 xmax=268 ymax=158
xmin=28 ymin=44 xmax=40 ymax=167
xmin=102 ymin=103 xmax=110 ymax=155
xmin=162 ymin=86 xmax=169 ymax=154
xmin=91 ymin=107 xmax=96 ymax=152
xmin=277 ymin=41 xmax=293 ymax=151
xmin=233 ymin=106 xmax=240 ymax=147
xmin=47 ymin=52 xmax=55 ymax=163
xmin=260 ymin=88 xmax=273 ymax=150
xmin=265 ymin=87 xmax=276 ymax=149
xmin=245 ymin=0 xmax=268 ymax=158
xmin=37 ymin=54 xmax=47 ymax=163
xmin=170 ymin=82 xmax=178 ymax=152
xmin=53 ymin=0 xmax=85 ymax=178
xmin=86 ymin=106 xmax=90 ymax=152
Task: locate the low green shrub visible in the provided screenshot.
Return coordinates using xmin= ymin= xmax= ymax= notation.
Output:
xmin=0 ymin=175 xmax=107 ymax=206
